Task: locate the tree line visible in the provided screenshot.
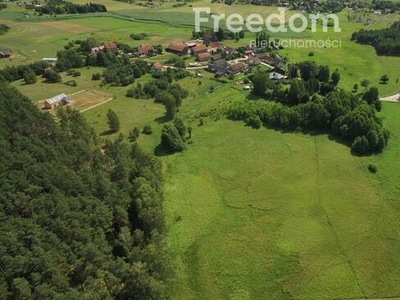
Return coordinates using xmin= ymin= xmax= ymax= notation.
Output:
xmin=228 ymin=62 xmax=389 ymax=155
xmin=35 ymin=0 xmax=106 ymax=15
xmin=352 ymin=21 xmax=400 ymax=56
xmin=0 ymin=77 xmax=170 ymax=299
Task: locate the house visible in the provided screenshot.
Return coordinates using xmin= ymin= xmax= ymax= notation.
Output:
xmin=209 ymin=42 xmax=223 ymax=53
xmin=373 ymin=10 xmax=382 ymax=15
xmin=224 ymin=47 xmax=237 ymax=56
xmin=269 ymin=72 xmax=287 ymax=80
xmin=196 ymin=52 xmax=211 ymax=62
xmin=43 ymin=93 xmax=70 ymax=110
xmin=228 ymin=62 xmax=247 ymax=75
xmin=247 ymin=55 xmax=261 ymax=66
xmin=91 ymin=45 xmax=105 ymax=53
xmin=207 ymin=58 xmax=228 ymax=75
xmin=0 ymin=49 xmax=12 ymax=58
xmin=166 ymin=42 xmax=188 ymax=55
xmin=187 ymin=42 xmax=198 ymax=49
xmin=105 ymin=43 xmax=118 ymax=52
xmin=192 ymin=44 xmax=208 ymax=55
xmin=211 ymin=53 xmax=222 ymax=61
xmin=138 ymin=44 xmax=153 ymax=56
xmin=257 ymin=54 xmax=285 ymax=68
xmin=151 ymin=61 xmax=164 ymax=72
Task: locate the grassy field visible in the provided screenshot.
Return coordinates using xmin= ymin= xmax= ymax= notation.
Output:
xmin=279 ymin=10 xmax=400 ymax=96
xmin=2 ymin=5 xmax=400 ymax=298
xmin=161 ymin=101 xmax=400 ymax=299
xmin=81 ymin=72 xmax=400 ymax=299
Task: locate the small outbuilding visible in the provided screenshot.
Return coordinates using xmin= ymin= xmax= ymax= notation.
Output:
xmin=151 ymin=61 xmax=164 ymax=72
xmin=43 ymin=93 xmax=70 ymax=109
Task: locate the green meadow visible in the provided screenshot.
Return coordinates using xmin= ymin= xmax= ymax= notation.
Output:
xmin=84 ymin=80 xmax=400 ymax=299
xmin=1 ymin=4 xmax=400 ymax=298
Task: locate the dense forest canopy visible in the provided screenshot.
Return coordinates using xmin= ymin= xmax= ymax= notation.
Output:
xmin=0 ymin=77 xmax=169 ymax=299
xmin=352 ymin=21 xmax=400 ymax=56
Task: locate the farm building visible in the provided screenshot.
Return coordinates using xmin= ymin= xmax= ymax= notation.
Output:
xmin=166 ymin=43 xmax=188 ymax=55
xmin=247 ymin=55 xmax=261 ymax=66
xmin=209 ymin=42 xmax=223 ymax=53
xmin=225 ymin=47 xmax=237 ymax=56
xmin=91 ymin=45 xmax=105 ymax=53
xmin=138 ymin=44 xmax=153 ymax=55
xmin=192 ymin=44 xmax=208 ymax=55
xmin=151 ymin=61 xmax=164 ymax=72
xmin=196 ymin=52 xmax=211 ymax=62
xmin=105 ymin=43 xmax=118 ymax=52
xmin=0 ymin=49 xmax=12 ymax=58
xmin=207 ymin=58 xmax=228 ymax=75
xmin=228 ymin=62 xmax=247 ymax=75
xmin=43 ymin=93 xmax=70 ymax=109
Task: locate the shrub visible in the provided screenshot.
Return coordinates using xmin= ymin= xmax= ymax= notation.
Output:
xmin=92 ymin=73 xmax=101 ymax=80
xmin=368 ymin=163 xmax=377 ymax=173
xmin=245 ymin=115 xmax=262 ymax=129
xmin=142 ymin=125 xmax=153 ymax=135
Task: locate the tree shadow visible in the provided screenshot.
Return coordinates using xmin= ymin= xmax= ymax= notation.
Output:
xmin=154 ymin=143 xmax=173 ymax=157
xmin=100 ymin=130 xmax=115 ymax=136
xmin=246 ymin=93 xmax=264 ymax=100
xmin=154 ymin=115 xmax=170 ymax=124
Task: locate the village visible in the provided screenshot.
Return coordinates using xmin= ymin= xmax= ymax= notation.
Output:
xmin=33 ymin=32 xmax=288 ymax=110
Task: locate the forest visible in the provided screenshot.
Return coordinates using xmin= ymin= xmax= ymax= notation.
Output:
xmin=351 ymin=21 xmax=400 ymax=56
xmin=0 ymin=77 xmax=170 ymax=299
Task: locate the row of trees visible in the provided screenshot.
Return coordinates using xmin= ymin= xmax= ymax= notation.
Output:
xmin=0 ymin=61 xmax=51 ymax=83
xmin=229 ymin=84 xmax=389 ymax=155
xmin=35 ymin=0 xmax=107 ymax=15
xmin=252 ymin=62 xmax=341 ymax=105
xmin=0 ymin=77 xmax=170 ymax=299
xmin=352 ymin=21 xmax=400 ymax=56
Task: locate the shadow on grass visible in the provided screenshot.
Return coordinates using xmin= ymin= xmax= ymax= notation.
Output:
xmin=100 ymin=130 xmax=115 ymax=136
xmin=154 ymin=115 xmax=170 ymax=124
xmin=154 ymin=143 xmax=174 ymax=157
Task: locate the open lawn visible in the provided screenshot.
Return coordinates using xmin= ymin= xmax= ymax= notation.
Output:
xmin=11 ymin=67 xmax=104 ymax=102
